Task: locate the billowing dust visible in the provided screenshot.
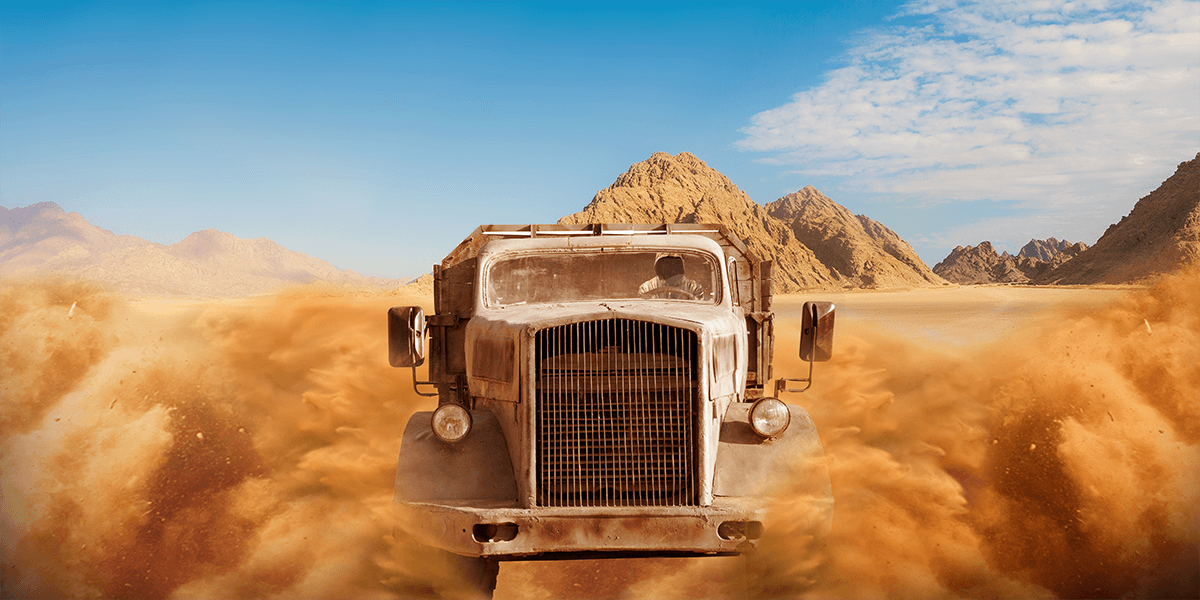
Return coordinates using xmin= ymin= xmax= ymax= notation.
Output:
xmin=749 ymin=268 xmax=1199 ymax=600
xmin=2 ymin=271 xmax=1197 ymax=599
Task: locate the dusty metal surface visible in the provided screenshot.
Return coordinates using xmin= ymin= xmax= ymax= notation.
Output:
xmin=713 ymin=403 xmax=833 ymax=536
xmin=391 ymin=224 xmax=833 ymax=564
xmin=396 ymin=498 xmax=771 ymax=557
xmin=395 ymin=410 xmax=518 ymax=504
xmin=536 ymin=319 xmax=698 ymax=508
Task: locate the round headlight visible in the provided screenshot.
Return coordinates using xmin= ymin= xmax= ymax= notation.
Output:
xmin=431 ymin=404 xmax=472 ymax=443
xmin=750 ymin=397 xmax=791 ymax=438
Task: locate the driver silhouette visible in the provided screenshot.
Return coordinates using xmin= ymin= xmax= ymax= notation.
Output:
xmin=639 ymin=254 xmax=705 ymax=299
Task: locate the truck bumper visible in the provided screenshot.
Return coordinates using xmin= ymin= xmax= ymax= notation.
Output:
xmin=394 ymin=497 xmax=785 ymax=558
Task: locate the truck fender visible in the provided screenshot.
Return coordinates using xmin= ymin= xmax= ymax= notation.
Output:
xmin=394 ymin=409 xmax=518 ymax=503
xmin=713 ymin=403 xmax=832 ymax=502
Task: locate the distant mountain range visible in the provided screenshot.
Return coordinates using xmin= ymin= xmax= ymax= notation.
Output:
xmin=560 ymin=152 xmax=944 ymax=292
xmin=0 ymin=202 xmax=407 ymax=296
xmin=4 ymin=151 xmax=1194 ymax=296
xmin=933 ymin=239 xmax=1089 ymax=285
xmin=1034 ymin=153 xmax=1199 ymax=284
xmin=933 ymin=153 xmax=1198 ymax=285
xmin=562 ymin=150 xmax=1197 ymax=290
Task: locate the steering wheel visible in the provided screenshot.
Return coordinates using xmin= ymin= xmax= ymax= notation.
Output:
xmin=639 ymin=286 xmax=699 ymax=300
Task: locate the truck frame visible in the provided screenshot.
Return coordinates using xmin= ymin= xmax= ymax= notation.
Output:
xmin=387 ymin=224 xmax=835 ymax=597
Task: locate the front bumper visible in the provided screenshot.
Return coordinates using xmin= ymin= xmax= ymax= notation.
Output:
xmin=395 ymin=497 xmax=773 ymax=558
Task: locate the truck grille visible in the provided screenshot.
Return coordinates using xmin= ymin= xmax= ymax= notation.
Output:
xmin=535 ymin=319 xmax=697 ymax=507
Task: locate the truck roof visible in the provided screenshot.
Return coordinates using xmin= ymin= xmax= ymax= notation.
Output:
xmin=442 ymin=223 xmax=759 ymax=269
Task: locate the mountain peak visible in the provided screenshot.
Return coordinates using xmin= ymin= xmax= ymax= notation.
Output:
xmin=1 ymin=204 xmax=406 ymax=296
xmin=2 ymin=202 xmax=67 ymax=231
xmin=1036 ymin=152 xmax=1199 ymax=284
xmin=767 ymin=187 xmax=943 ymax=288
xmin=27 ymin=201 xmax=65 ymax=215
xmin=561 ymin=151 xmax=942 ymax=291
xmin=1018 ymin=237 xmax=1083 ymax=262
xmin=560 ymin=152 xmax=837 ymax=290
xmin=934 ymin=237 xmax=1090 ymax=285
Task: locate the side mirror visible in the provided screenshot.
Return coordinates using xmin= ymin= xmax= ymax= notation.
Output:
xmin=799 ymin=301 xmax=835 ymax=362
xmin=388 ymin=306 xmax=426 ymax=367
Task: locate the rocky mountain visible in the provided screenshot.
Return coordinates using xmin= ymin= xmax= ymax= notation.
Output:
xmin=559 ymin=152 xmax=836 ymax=290
xmin=934 ymin=238 xmax=1088 ymax=284
xmin=767 ymin=186 xmax=944 ymax=289
xmin=934 ymin=242 xmax=1036 ymax=284
xmin=1036 ymin=153 xmax=1200 ymax=285
xmin=0 ymin=202 xmax=406 ymax=296
xmin=1019 ymin=237 xmax=1086 ymax=262
xmin=559 ymin=152 xmax=942 ymax=291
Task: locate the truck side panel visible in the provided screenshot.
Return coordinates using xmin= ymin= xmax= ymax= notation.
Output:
xmin=431 ymin=258 xmax=476 ymax=397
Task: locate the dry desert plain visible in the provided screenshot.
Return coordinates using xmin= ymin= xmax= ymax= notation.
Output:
xmin=2 ymin=276 xmax=1196 ymax=599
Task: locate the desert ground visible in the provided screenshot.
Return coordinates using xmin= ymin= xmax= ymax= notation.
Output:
xmin=2 ymin=276 xmax=1196 ymax=599
xmin=777 ymin=284 xmax=1132 ymax=345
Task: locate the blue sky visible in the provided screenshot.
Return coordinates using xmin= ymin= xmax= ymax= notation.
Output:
xmin=2 ymin=1 xmax=1197 ymax=279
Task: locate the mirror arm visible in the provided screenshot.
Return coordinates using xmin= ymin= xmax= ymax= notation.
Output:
xmin=412 ymin=366 xmax=439 ymax=397
xmin=774 ymin=353 xmax=815 ymax=394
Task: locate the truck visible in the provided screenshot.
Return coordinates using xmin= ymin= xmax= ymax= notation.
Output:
xmin=387 ymin=224 xmax=836 ymax=598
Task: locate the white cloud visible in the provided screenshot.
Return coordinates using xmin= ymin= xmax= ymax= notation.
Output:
xmin=739 ymin=0 xmax=1199 ymax=247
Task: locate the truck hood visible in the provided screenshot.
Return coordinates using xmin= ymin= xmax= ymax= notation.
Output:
xmin=473 ymin=300 xmax=743 ymax=334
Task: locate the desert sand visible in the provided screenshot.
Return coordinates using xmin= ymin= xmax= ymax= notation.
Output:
xmin=776 ymin=284 xmax=1131 ymax=346
xmin=2 ymin=275 xmax=1196 ymax=599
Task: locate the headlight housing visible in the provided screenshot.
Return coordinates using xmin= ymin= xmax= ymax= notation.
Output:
xmin=750 ymin=397 xmax=791 ymax=438
xmin=431 ymin=403 xmax=472 ymax=443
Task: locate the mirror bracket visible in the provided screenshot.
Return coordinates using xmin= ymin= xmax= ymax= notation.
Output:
xmin=412 ymin=366 xmax=439 ymax=397
xmin=775 ymin=359 xmax=815 ymax=394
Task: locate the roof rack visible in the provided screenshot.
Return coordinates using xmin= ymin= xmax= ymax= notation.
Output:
xmin=444 ymin=223 xmax=751 ymax=268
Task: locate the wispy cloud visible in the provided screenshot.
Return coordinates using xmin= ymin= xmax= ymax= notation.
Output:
xmin=739 ymin=0 xmax=1199 ymax=247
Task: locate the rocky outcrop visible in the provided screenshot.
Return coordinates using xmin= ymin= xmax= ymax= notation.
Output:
xmin=0 ymin=203 xmax=407 ymax=296
xmin=934 ymin=242 xmax=1021 ymax=284
xmin=934 ymin=237 xmax=1090 ymax=285
xmin=766 ymin=186 xmax=945 ymax=289
xmin=559 ymin=152 xmax=942 ymax=291
xmin=559 ymin=152 xmax=836 ymax=291
xmin=1019 ymin=238 xmax=1088 ymax=263
xmin=1036 ymin=153 xmax=1200 ymax=285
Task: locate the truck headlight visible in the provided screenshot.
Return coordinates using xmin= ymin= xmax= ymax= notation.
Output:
xmin=750 ymin=397 xmax=791 ymax=438
xmin=431 ymin=404 xmax=472 ymax=443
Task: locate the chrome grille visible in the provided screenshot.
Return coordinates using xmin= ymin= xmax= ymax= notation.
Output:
xmin=535 ymin=319 xmax=697 ymax=507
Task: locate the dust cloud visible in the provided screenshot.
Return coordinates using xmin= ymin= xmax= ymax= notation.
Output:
xmin=1 ymin=280 xmax=437 ymax=599
xmin=747 ymin=269 xmax=1199 ymax=600
xmin=2 ymin=271 xmax=1197 ymax=599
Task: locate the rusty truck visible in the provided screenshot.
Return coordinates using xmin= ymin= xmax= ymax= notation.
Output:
xmin=387 ymin=224 xmax=835 ymax=597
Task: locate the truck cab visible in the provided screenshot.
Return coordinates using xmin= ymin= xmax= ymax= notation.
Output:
xmin=387 ymin=224 xmax=835 ymax=597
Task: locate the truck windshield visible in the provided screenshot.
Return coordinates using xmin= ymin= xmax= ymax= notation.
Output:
xmin=487 ymin=250 xmax=720 ymax=306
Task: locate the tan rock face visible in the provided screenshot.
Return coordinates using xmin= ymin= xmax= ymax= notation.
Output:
xmin=1037 ymin=153 xmax=1200 ymax=285
xmin=767 ymin=186 xmax=944 ymax=289
xmin=560 ymin=152 xmax=942 ymax=292
xmin=934 ymin=238 xmax=1087 ymax=284
xmin=934 ymin=242 xmax=1009 ymax=284
xmin=1018 ymin=237 xmax=1085 ymax=262
xmin=560 ymin=152 xmax=836 ymax=291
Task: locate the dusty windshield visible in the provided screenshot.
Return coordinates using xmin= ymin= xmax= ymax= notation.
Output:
xmin=487 ymin=250 xmax=720 ymax=306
